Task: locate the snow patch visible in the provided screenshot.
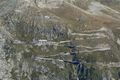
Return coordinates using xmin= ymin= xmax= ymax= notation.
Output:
xmin=117 ymin=38 xmax=120 ymax=45
xmin=88 ymin=1 xmax=105 ymax=15
xmin=13 ymin=40 xmax=25 ymax=44
xmin=36 ymin=0 xmax=64 ymax=8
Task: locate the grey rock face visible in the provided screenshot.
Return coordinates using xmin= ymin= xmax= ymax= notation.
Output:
xmin=0 ymin=29 xmax=14 ymax=80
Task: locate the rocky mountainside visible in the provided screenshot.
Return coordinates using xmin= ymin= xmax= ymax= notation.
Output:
xmin=0 ymin=0 xmax=120 ymax=80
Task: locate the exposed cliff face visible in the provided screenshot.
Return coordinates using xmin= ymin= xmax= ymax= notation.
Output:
xmin=0 ymin=0 xmax=120 ymax=80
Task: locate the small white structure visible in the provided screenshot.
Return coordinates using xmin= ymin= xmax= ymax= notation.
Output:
xmin=36 ymin=39 xmax=48 ymax=46
xmin=34 ymin=39 xmax=56 ymax=46
xmin=44 ymin=16 xmax=50 ymax=19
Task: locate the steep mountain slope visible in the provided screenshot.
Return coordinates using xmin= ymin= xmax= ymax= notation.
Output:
xmin=0 ymin=0 xmax=120 ymax=80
